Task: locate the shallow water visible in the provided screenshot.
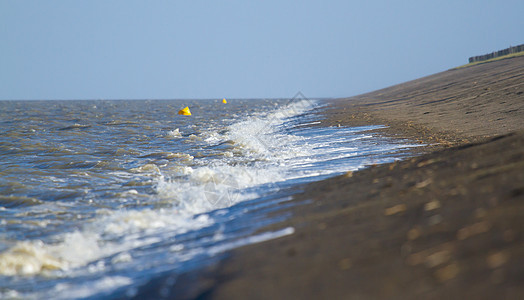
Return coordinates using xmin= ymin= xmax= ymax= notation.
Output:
xmin=0 ymin=99 xmax=417 ymax=299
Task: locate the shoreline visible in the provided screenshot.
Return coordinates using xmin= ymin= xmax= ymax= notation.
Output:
xmin=135 ymin=57 xmax=524 ymax=299
xmin=320 ymin=56 xmax=524 ymax=146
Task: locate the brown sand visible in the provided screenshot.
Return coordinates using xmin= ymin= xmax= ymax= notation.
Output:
xmin=137 ymin=56 xmax=524 ymax=299
xmin=321 ymin=55 xmax=524 ymax=147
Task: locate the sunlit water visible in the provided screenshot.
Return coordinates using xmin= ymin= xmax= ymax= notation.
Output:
xmin=0 ymin=99 xmax=417 ymax=299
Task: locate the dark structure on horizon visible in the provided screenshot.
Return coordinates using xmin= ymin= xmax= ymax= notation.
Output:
xmin=468 ymin=44 xmax=524 ymax=63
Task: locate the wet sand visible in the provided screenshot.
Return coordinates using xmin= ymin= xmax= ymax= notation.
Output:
xmin=135 ymin=56 xmax=524 ymax=299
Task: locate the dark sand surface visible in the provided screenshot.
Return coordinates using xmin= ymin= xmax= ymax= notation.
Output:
xmin=134 ymin=57 xmax=524 ymax=299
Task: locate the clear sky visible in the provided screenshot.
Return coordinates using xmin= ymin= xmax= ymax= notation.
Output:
xmin=1 ymin=1 xmax=523 ymax=100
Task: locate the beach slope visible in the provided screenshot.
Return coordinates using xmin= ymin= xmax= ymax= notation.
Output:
xmin=140 ymin=56 xmax=524 ymax=299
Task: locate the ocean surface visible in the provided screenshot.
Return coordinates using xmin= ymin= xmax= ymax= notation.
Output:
xmin=0 ymin=99 xmax=417 ymax=299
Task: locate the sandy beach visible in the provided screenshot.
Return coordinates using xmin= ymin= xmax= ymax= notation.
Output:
xmin=134 ymin=56 xmax=524 ymax=299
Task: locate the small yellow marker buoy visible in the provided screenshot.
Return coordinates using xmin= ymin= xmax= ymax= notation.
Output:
xmin=222 ymin=98 xmax=227 ymax=104
xmin=178 ymin=106 xmax=191 ymax=116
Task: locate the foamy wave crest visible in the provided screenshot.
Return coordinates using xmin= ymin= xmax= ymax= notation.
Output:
xmin=166 ymin=128 xmax=182 ymax=138
xmin=156 ymin=165 xmax=284 ymax=213
xmin=0 ymin=209 xmax=212 ymax=276
xmin=156 ymin=99 xmax=318 ymax=213
xmin=226 ymin=99 xmax=316 ymax=158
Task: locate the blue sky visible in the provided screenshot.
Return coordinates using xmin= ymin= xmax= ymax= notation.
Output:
xmin=1 ymin=1 xmax=523 ymax=100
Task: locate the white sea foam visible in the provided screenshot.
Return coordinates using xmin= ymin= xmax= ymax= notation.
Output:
xmin=166 ymin=128 xmax=182 ymax=138
xmin=225 ymin=100 xmax=314 ymax=158
xmin=207 ymin=227 xmax=295 ymax=255
xmin=155 ymin=100 xmax=318 ymax=213
xmin=0 ymin=209 xmax=213 ymax=277
xmin=51 ymin=276 xmax=133 ymax=300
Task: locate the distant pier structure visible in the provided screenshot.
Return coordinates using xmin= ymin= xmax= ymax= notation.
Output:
xmin=469 ymin=44 xmax=524 ymax=63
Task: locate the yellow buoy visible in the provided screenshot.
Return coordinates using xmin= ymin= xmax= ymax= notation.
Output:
xmin=178 ymin=106 xmax=191 ymax=116
xmin=222 ymin=98 xmax=227 ymax=104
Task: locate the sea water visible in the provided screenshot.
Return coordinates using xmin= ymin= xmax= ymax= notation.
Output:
xmin=0 ymin=99 xmax=417 ymax=299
